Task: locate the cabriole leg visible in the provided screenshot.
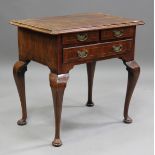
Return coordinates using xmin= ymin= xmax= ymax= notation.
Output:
xmin=13 ymin=61 xmax=29 ymax=125
xmin=49 ymin=72 xmax=69 ymax=147
xmin=123 ymin=60 xmax=140 ymax=123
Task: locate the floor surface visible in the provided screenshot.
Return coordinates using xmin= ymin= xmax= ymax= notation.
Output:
xmin=0 ymin=60 xmax=153 ymax=155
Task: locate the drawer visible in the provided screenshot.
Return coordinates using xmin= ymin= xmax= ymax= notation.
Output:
xmin=62 ymin=31 xmax=99 ymax=45
xmin=63 ymin=39 xmax=133 ymax=64
xmin=101 ymin=27 xmax=135 ymax=41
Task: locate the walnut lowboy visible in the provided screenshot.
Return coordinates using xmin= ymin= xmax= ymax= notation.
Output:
xmin=10 ymin=12 xmax=144 ymax=147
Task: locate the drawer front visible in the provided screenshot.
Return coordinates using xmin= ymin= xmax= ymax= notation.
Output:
xmin=63 ymin=39 xmax=133 ymax=64
xmin=101 ymin=27 xmax=135 ymax=41
xmin=62 ymin=31 xmax=99 ymax=45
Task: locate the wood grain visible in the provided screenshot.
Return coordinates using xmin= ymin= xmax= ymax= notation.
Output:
xmin=62 ymin=31 xmax=99 ymax=45
xmin=63 ymin=39 xmax=133 ymax=64
xmin=101 ymin=26 xmax=135 ymax=41
xmin=10 ymin=12 xmax=144 ymax=35
xmin=11 ymin=12 xmax=144 ymax=147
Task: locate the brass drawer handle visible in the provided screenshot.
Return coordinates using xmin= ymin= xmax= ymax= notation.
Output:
xmin=77 ymin=49 xmax=88 ymax=58
xmin=77 ymin=33 xmax=88 ymax=42
xmin=113 ymin=29 xmax=124 ymax=37
xmin=112 ymin=45 xmax=123 ymax=53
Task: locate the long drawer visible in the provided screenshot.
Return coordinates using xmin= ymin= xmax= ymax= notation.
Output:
xmin=63 ymin=39 xmax=133 ymax=64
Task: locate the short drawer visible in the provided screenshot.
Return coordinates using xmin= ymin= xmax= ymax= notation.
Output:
xmin=63 ymin=39 xmax=133 ymax=64
xmin=101 ymin=27 xmax=135 ymax=41
xmin=62 ymin=31 xmax=99 ymax=45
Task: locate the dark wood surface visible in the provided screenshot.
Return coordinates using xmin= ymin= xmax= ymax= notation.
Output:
xmin=13 ymin=61 xmax=29 ymax=125
xmin=62 ymin=31 xmax=99 ymax=45
xmin=63 ymin=39 xmax=133 ymax=64
xmin=11 ymin=12 xmax=143 ymax=147
xmin=123 ymin=60 xmax=140 ymax=123
xmin=101 ymin=26 xmax=135 ymax=41
xmin=17 ymin=26 xmax=135 ymax=74
xmin=86 ymin=62 xmax=96 ymax=107
xmin=49 ymin=73 xmax=69 ymax=147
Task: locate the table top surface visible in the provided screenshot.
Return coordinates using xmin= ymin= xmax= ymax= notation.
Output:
xmin=10 ymin=12 xmax=144 ymax=35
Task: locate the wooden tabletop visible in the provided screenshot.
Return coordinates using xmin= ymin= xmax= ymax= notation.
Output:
xmin=10 ymin=12 xmax=144 ymax=35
